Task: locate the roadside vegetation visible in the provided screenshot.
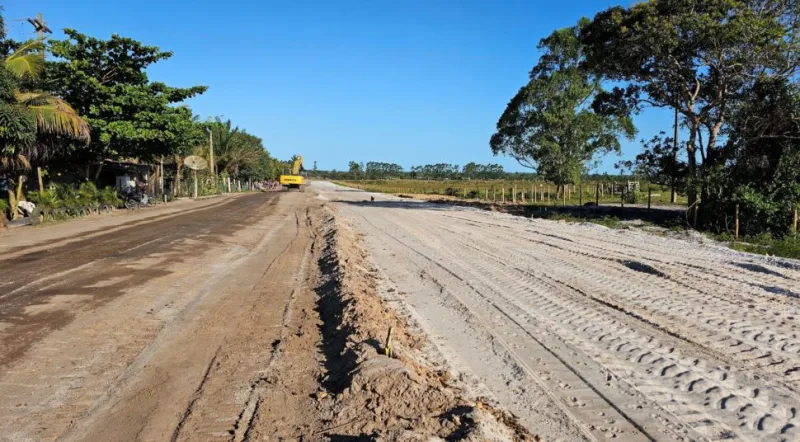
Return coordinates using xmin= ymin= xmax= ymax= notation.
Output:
xmin=491 ymin=0 xmax=799 ymax=247
xmin=0 ymin=9 xmax=290 ymax=224
xmin=332 ymin=178 xmax=685 ymax=206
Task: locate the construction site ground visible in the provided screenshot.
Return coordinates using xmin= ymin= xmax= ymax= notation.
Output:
xmin=0 ymin=182 xmax=798 ymax=441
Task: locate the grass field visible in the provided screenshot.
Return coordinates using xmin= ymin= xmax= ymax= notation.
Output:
xmin=334 ymin=179 xmax=688 ymax=207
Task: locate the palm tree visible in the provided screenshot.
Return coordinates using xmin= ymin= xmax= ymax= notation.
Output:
xmin=1 ymin=39 xmax=90 ymax=218
xmin=208 ymin=118 xmax=263 ymax=177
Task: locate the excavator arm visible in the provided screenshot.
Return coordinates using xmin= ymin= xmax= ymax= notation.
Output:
xmin=292 ymin=155 xmax=304 ymax=175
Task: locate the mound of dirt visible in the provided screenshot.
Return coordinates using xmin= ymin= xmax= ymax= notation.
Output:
xmin=313 ymin=209 xmax=536 ymax=441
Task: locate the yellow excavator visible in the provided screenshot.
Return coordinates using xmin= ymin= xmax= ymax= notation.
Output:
xmin=279 ymin=155 xmax=306 ymax=191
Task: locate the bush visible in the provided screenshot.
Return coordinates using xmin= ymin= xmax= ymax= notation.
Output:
xmin=99 ymin=186 xmax=122 ymax=207
xmin=28 ymin=190 xmax=60 ymax=211
xmin=26 ymin=184 xmax=122 ymax=220
xmin=0 ymin=198 xmax=8 ymax=219
xmin=77 ymin=182 xmax=100 ymax=208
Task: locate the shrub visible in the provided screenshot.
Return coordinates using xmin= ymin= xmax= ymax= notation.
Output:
xmin=99 ymin=186 xmax=122 ymax=207
xmin=28 ymin=190 xmax=60 ymax=211
xmin=77 ymin=182 xmax=100 ymax=208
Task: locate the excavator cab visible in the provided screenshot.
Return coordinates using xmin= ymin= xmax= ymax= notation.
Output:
xmin=279 ymin=155 xmax=306 ymax=191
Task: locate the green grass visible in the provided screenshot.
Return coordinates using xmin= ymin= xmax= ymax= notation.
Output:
xmin=334 ymin=179 xmax=688 ymax=207
xmin=531 ymin=212 xmax=624 ymax=229
xmin=725 ymin=234 xmax=800 ymax=260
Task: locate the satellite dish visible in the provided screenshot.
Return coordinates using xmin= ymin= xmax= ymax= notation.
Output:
xmin=184 ymin=155 xmax=208 ymax=171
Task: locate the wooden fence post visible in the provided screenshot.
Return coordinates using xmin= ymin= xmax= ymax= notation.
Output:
xmin=485 ymin=188 xmax=489 ymax=201
xmin=579 ymin=185 xmax=583 ymax=206
xmin=792 ymin=205 xmax=798 ymax=235
xmin=502 ymin=188 xmax=505 ymax=203
xmin=735 ymin=204 xmax=740 ymax=241
xmin=513 ymin=185 xmax=516 ymax=203
xmin=647 ymin=188 xmax=652 ymax=211
xmin=620 ymin=188 xmax=625 ymax=208
xmin=595 ymin=183 xmax=600 ymax=206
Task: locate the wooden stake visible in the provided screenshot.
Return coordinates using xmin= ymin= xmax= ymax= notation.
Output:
xmin=385 ymin=327 xmax=393 ymax=358
xmin=595 ymin=183 xmax=600 ymax=206
xmin=735 ymin=204 xmax=740 ymax=241
xmin=513 ymin=185 xmax=516 ymax=203
xmin=647 ymin=188 xmax=652 ymax=211
xmin=502 ymin=188 xmax=505 ymax=203
xmin=579 ymin=184 xmax=583 ymax=206
xmin=792 ymin=206 xmax=797 ymax=235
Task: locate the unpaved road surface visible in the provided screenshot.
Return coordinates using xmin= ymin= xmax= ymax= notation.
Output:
xmin=0 ymin=192 xmax=319 ymax=441
xmin=0 ymin=191 xmax=532 ymax=442
xmin=316 ymin=181 xmax=800 ymax=442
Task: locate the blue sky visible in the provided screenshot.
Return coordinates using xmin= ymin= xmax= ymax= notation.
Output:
xmin=4 ymin=0 xmax=674 ymax=173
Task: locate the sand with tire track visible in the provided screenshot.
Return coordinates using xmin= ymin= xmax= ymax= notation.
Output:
xmin=313 ymin=180 xmax=800 ymax=442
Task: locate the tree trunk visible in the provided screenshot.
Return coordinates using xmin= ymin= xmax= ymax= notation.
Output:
xmin=7 ymin=179 xmax=18 ymax=221
xmin=174 ymin=161 xmax=183 ymax=197
xmin=671 ymin=108 xmax=678 ymax=204
xmin=686 ymin=119 xmax=700 ymax=218
xmin=10 ymin=175 xmax=25 ymax=220
xmin=37 ymin=167 xmax=44 ymax=193
xmin=94 ymin=161 xmax=104 ymax=182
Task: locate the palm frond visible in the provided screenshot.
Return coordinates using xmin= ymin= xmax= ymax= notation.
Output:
xmin=4 ymin=40 xmax=45 ymax=79
xmin=16 ymin=92 xmax=91 ymax=143
xmin=0 ymin=153 xmax=31 ymax=171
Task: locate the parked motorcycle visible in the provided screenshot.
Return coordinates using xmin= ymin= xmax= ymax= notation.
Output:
xmin=120 ymin=187 xmax=150 ymax=209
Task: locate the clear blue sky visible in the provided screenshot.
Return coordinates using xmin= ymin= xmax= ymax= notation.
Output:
xmin=4 ymin=0 xmax=674 ymax=173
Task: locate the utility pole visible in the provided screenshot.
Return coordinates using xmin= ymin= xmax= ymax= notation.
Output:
xmin=671 ymin=107 xmax=679 ymax=204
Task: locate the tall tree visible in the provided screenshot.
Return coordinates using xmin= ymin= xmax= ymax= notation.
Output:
xmin=491 ymin=24 xmax=635 ymax=188
xmin=580 ymin=0 xmax=800 ymax=210
xmin=45 ymin=30 xmax=207 ymax=178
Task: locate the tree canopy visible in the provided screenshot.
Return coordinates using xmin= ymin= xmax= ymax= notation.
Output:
xmin=490 ymin=24 xmax=635 ymax=186
xmin=45 ymin=29 xmax=207 ymax=173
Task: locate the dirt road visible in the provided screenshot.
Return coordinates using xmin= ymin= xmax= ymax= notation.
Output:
xmin=0 ymin=191 xmax=532 ymax=442
xmin=0 ymin=192 xmax=320 ymax=441
xmin=315 ymin=181 xmax=800 ymax=442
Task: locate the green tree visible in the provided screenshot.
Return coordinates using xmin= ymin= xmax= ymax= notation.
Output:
xmin=206 ymin=117 xmax=270 ymax=179
xmin=1 ymin=12 xmax=89 ymax=217
xmin=491 ymin=24 xmax=634 ymax=189
xmin=580 ymin=0 xmax=799 ymax=210
xmin=45 ymin=29 xmax=207 ymax=179
xmin=348 ymin=160 xmax=362 ymax=177
xmin=616 ymin=132 xmax=687 ymax=192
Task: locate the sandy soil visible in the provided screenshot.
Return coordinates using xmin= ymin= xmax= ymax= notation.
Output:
xmin=0 ymin=189 xmax=533 ymax=441
xmin=314 ymin=181 xmax=800 ymax=442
